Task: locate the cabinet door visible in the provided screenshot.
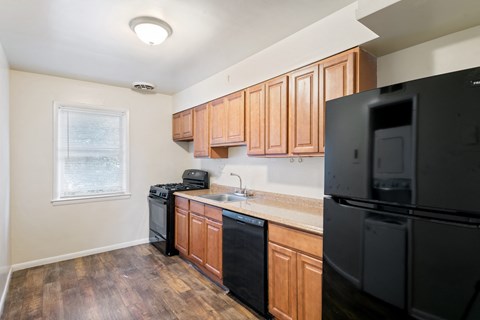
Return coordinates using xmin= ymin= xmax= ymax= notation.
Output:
xmin=225 ymin=91 xmax=245 ymax=143
xmin=174 ymin=208 xmax=189 ymax=255
xmin=266 ymin=75 xmax=288 ymax=155
xmin=205 ymin=218 xmax=222 ymax=279
xmin=269 ymin=242 xmax=298 ymax=320
xmin=289 ymin=65 xmax=319 ymax=154
xmin=172 ymin=113 xmax=182 ymax=140
xmin=181 ymin=109 xmax=194 ymax=139
xmin=188 ymin=212 xmax=206 ymax=265
xmin=246 ymin=83 xmax=265 ymax=155
xmin=297 ymin=253 xmax=323 ymax=320
xmin=210 ymin=98 xmax=226 ymax=145
xmin=194 ymin=104 xmax=209 ymax=157
xmin=319 ymin=52 xmax=355 ymax=153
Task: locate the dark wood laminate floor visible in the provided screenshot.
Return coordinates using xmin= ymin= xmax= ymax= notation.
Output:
xmin=1 ymin=244 xmax=262 ymax=320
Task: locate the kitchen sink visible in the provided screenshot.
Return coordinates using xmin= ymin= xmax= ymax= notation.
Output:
xmin=198 ymin=193 xmax=247 ymax=202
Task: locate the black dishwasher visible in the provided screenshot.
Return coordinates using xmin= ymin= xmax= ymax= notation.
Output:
xmin=222 ymin=210 xmax=269 ymax=318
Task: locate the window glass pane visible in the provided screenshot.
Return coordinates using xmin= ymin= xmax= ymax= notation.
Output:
xmin=56 ymin=106 xmax=127 ymax=199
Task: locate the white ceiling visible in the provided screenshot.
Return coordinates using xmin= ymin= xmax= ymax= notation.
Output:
xmin=0 ymin=0 xmax=356 ymax=94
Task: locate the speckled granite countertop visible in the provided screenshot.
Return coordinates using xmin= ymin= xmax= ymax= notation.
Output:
xmin=174 ymin=185 xmax=323 ymax=235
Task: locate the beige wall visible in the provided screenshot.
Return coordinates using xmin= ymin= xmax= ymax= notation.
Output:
xmin=0 ymin=43 xmax=10 ymax=312
xmin=377 ymin=25 xmax=480 ymax=86
xmin=173 ymin=3 xmax=377 ymax=111
xmin=193 ymin=146 xmax=325 ymax=199
xmin=9 ymin=71 xmax=193 ymax=265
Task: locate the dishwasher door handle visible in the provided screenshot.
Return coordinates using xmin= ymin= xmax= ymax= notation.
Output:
xmin=236 ymin=220 xmax=246 ymax=225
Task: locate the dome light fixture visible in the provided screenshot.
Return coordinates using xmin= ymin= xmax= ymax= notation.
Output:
xmin=129 ymin=16 xmax=172 ymax=45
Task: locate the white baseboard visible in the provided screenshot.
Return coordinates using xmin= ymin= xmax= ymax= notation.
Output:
xmin=0 ymin=267 xmax=13 ymax=317
xmin=12 ymin=238 xmax=149 ymax=272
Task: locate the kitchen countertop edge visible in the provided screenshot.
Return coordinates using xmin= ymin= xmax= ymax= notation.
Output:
xmin=174 ymin=188 xmax=323 ymax=236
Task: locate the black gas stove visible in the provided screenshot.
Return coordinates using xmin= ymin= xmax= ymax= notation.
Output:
xmin=148 ymin=169 xmax=209 ymax=256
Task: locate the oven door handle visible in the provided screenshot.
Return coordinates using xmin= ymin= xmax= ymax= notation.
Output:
xmin=148 ymin=195 xmax=168 ymax=205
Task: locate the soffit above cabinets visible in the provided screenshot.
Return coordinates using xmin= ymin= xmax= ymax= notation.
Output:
xmin=357 ymin=0 xmax=480 ymax=56
xmin=0 ymin=0 xmax=356 ymax=94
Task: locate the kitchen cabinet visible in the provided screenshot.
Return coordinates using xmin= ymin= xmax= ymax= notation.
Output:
xmin=225 ymin=91 xmax=245 ymax=143
xmin=188 ymin=212 xmax=205 ymax=265
xmin=172 ymin=109 xmax=193 ymax=141
xmin=193 ymin=104 xmax=228 ymax=159
xmin=178 ymin=46 xmax=376 ymax=158
xmin=174 ymin=208 xmax=189 ymax=255
xmin=297 ymin=253 xmax=323 ymax=320
xmin=289 ymin=47 xmax=376 ymax=156
xmin=172 ymin=113 xmax=182 ymax=140
xmin=246 ymin=75 xmax=288 ymax=156
xmin=246 ymin=83 xmax=265 ymax=155
xmin=205 ymin=218 xmax=222 ymax=279
xmin=174 ymin=197 xmax=189 ymax=255
xmin=210 ymin=91 xmax=246 ymax=146
xmin=268 ymin=223 xmax=323 ymax=320
xmin=193 ymin=104 xmax=210 ymax=157
xmin=174 ymin=196 xmax=223 ymax=283
xmin=289 ymin=65 xmax=319 ymax=154
xmin=318 ymin=52 xmax=355 ymax=152
xmin=209 ymin=98 xmax=227 ymax=145
xmin=269 ymin=242 xmax=297 ymax=320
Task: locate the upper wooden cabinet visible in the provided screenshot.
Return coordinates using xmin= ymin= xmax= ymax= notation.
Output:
xmin=266 ymin=76 xmax=289 ymax=155
xmin=175 ymin=46 xmax=376 ymax=158
xmin=246 ymin=83 xmax=265 ymax=155
xmin=225 ymin=91 xmax=245 ymax=143
xmin=172 ymin=113 xmax=182 ymax=140
xmin=210 ymin=91 xmax=246 ymax=146
xmin=209 ymin=98 xmax=227 ymax=145
xmin=193 ymin=104 xmax=228 ymax=159
xmin=172 ymin=109 xmax=194 ymax=141
xmin=290 ymin=47 xmax=376 ymax=155
xmin=246 ymin=75 xmax=288 ymax=156
xmin=289 ymin=65 xmax=319 ymax=154
xmin=193 ymin=104 xmax=209 ymax=157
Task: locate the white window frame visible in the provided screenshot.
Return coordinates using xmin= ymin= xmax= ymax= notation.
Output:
xmin=52 ymin=101 xmax=130 ymax=205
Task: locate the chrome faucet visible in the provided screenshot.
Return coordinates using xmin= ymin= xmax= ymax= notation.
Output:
xmin=230 ymin=173 xmax=245 ymax=196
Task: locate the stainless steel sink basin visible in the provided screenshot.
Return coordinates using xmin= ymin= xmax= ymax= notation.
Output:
xmin=198 ymin=193 xmax=247 ymax=202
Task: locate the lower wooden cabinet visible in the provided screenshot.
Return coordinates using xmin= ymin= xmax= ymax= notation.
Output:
xmin=269 ymin=242 xmax=297 ymax=320
xmin=189 ymin=212 xmax=206 ymax=265
xmin=174 ymin=207 xmax=189 ymax=256
xmin=205 ymin=218 xmax=222 ymax=279
xmin=268 ymin=223 xmax=323 ymax=320
xmin=174 ymin=197 xmax=223 ymax=283
xmin=297 ymin=253 xmax=323 ymax=320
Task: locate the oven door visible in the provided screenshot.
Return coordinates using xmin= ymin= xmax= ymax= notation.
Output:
xmin=148 ymin=196 xmax=168 ymax=239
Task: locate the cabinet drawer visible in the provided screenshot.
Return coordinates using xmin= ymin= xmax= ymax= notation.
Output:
xmin=269 ymin=223 xmax=323 ymax=258
xmin=190 ymin=200 xmax=205 ymax=215
xmin=205 ymin=205 xmax=223 ymax=222
xmin=175 ymin=196 xmax=189 ymax=211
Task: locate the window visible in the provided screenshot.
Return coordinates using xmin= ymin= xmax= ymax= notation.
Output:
xmin=53 ymin=103 xmax=129 ymax=203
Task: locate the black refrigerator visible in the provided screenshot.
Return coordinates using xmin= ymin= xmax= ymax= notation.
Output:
xmin=323 ymin=67 xmax=480 ymax=320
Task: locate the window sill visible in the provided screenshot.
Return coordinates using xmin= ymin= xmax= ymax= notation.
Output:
xmin=51 ymin=193 xmax=132 ymax=206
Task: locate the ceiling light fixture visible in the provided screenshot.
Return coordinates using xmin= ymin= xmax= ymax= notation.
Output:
xmin=129 ymin=16 xmax=172 ymax=46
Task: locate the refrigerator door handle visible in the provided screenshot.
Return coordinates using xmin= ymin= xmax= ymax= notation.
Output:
xmin=333 ymin=197 xmax=480 ymax=228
